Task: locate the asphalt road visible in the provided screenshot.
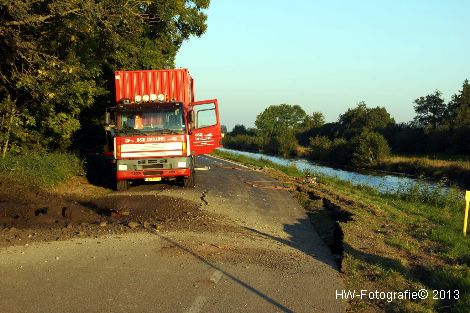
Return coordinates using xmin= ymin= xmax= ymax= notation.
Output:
xmin=0 ymin=155 xmax=346 ymax=313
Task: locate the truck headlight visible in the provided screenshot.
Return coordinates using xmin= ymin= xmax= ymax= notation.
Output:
xmin=118 ymin=164 xmax=128 ymax=171
xmin=177 ymin=162 xmax=187 ymax=168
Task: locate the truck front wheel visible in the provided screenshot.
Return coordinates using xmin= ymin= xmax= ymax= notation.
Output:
xmin=182 ymin=171 xmax=195 ymax=188
xmin=116 ymin=180 xmax=129 ymax=191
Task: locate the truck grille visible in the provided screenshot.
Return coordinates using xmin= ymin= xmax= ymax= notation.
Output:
xmin=142 ymin=164 xmax=163 ymax=169
xmin=148 ymin=159 xmax=167 ymax=164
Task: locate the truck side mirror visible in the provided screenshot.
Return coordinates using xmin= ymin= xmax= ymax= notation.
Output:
xmin=104 ymin=112 xmax=111 ymax=125
xmin=187 ymin=110 xmax=195 ymax=133
xmin=188 ymin=110 xmax=196 ymax=126
xmin=188 ymin=110 xmax=195 ymax=123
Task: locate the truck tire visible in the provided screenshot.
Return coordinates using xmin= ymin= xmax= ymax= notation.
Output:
xmin=116 ymin=180 xmax=129 ymax=191
xmin=183 ymin=170 xmax=195 ymax=188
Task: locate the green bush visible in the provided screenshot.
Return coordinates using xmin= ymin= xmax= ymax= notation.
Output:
xmin=330 ymin=138 xmax=352 ymax=163
xmin=263 ymin=136 xmax=279 ymax=154
xmin=309 ymin=136 xmax=352 ymax=163
xmin=351 ymin=131 xmax=391 ymax=166
xmin=261 ymin=129 xmax=299 ymax=157
xmin=223 ymin=130 xmax=298 ymax=158
xmin=0 ymin=153 xmax=84 ymax=188
xmin=222 ymin=134 xmax=263 ymax=151
xmin=277 ymin=129 xmax=299 ymax=157
xmin=309 ymin=136 xmax=332 ymax=161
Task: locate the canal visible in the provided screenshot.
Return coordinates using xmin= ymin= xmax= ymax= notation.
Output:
xmin=217 ymin=148 xmax=448 ymax=193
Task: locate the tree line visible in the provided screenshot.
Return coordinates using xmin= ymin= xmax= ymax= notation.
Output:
xmin=0 ymin=0 xmax=210 ymax=158
xmin=223 ymin=79 xmax=470 ymax=167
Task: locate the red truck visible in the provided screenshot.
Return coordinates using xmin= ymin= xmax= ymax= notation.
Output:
xmin=104 ymin=69 xmax=222 ymax=191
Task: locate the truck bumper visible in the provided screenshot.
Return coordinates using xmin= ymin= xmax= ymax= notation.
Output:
xmin=116 ymin=168 xmax=191 ymax=181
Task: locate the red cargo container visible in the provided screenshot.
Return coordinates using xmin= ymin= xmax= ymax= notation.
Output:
xmin=114 ymin=69 xmax=195 ymax=105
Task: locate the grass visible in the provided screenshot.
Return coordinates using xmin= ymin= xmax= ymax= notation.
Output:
xmin=378 ymin=155 xmax=470 ymax=187
xmin=212 ymin=149 xmax=470 ymax=312
xmin=384 ymin=236 xmax=417 ymax=253
xmin=0 ymin=153 xmax=85 ymax=188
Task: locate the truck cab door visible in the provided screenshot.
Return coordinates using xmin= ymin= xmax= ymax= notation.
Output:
xmin=188 ymin=99 xmax=222 ymax=156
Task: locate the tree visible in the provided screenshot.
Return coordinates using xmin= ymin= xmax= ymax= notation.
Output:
xmin=413 ymin=91 xmax=447 ymax=129
xmin=309 ymin=136 xmax=332 ymax=161
xmin=302 ymin=111 xmax=325 ymax=129
xmin=277 ymin=129 xmax=298 ymax=157
xmin=338 ymin=102 xmax=394 ymax=138
xmin=222 ymin=134 xmax=262 ymax=151
xmin=220 ymin=125 xmax=228 ymax=133
xmin=0 ymin=0 xmax=210 ymax=156
xmin=231 ymin=124 xmax=249 ymax=136
xmin=255 ymin=104 xmax=306 ymax=137
xmin=448 ymin=80 xmax=470 ymax=129
xmin=264 ymin=128 xmax=298 ymax=157
xmin=351 ymin=131 xmax=390 ymax=167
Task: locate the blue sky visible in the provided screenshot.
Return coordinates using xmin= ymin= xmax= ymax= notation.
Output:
xmin=176 ymin=0 xmax=470 ymax=130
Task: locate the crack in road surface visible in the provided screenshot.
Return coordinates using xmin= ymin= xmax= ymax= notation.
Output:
xmin=200 ymin=190 xmax=208 ymax=205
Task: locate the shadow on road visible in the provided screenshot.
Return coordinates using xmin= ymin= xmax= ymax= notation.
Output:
xmin=242 ymin=217 xmax=340 ymax=270
xmin=153 ymin=232 xmax=295 ymax=313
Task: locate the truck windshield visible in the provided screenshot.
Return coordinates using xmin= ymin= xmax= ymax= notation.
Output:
xmin=118 ymin=107 xmax=185 ymax=134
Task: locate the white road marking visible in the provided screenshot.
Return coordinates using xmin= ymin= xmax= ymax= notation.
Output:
xmin=186 ymin=296 xmax=207 ymax=313
xmin=204 ymin=154 xmax=249 ymax=168
xmin=210 ymin=270 xmax=223 ymax=284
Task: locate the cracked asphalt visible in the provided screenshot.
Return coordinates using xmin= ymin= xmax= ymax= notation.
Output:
xmin=0 ymin=155 xmax=346 ymax=313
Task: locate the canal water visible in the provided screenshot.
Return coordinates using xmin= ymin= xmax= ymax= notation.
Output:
xmin=217 ymin=148 xmax=446 ymax=193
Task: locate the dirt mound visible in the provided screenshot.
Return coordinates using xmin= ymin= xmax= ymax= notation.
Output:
xmin=0 ymin=188 xmax=99 ymax=229
xmin=88 ymin=194 xmax=200 ymax=222
xmin=0 ymin=179 xmax=217 ymax=248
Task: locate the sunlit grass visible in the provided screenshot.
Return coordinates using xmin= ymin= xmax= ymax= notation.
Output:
xmin=380 ymin=155 xmax=470 ymax=186
xmin=0 ymin=153 xmax=85 ymax=188
xmin=386 ymin=155 xmax=470 ymax=166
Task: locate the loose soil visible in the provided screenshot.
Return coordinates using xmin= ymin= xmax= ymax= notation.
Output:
xmin=0 ymin=177 xmax=225 ymax=248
